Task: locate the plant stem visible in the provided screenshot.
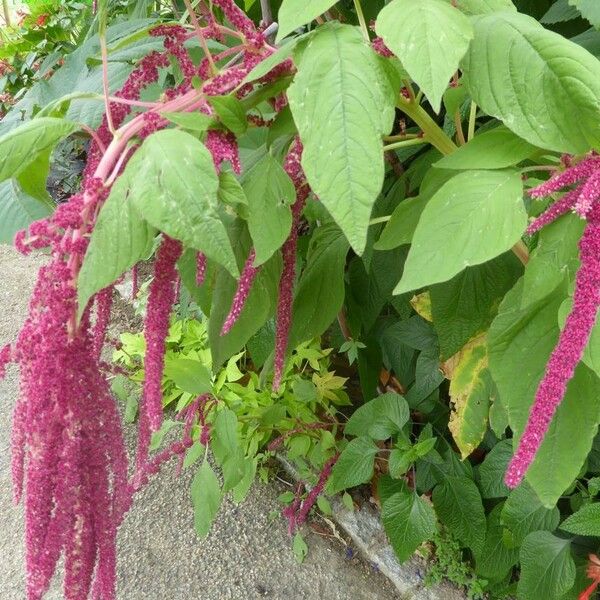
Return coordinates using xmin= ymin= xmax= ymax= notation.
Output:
xmin=383 ymin=137 xmax=428 ymax=152
xmin=2 ymin=0 xmax=11 ymax=27
xmin=468 ymin=101 xmax=477 ymax=141
xmin=454 ymin=110 xmax=466 ymax=146
xmin=369 ymin=215 xmax=391 ymax=225
xmin=384 ymin=133 xmax=420 ymax=142
xmin=260 ymin=0 xmax=273 ymax=26
xmin=183 ymin=0 xmax=216 ymax=74
xmin=397 ymin=96 xmax=457 ymax=155
xmin=353 ymin=0 xmax=370 ymax=42
xmin=100 ymin=36 xmax=116 ymax=136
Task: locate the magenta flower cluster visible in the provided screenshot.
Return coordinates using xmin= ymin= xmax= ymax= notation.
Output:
xmin=505 ymin=156 xmax=600 ymax=488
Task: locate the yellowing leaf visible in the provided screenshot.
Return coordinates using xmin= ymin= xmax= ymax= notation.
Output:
xmin=410 ymin=292 xmax=433 ymax=322
xmin=443 ymin=334 xmax=493 ymax=458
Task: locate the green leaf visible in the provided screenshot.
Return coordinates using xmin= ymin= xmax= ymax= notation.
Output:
xmin=190 ymin=460 xmax=222 ymax=538
xmin=292 ymin=532 xmax=309 ymax=563
xmin=376 ymin=0 xmax=473 ymax=112
xmin=541 ymin=0 xmax=580 ymax=24
xmin=78 ymin=175 xmax=156 ymax=316
xmin=560 ymin=503 xmax=600 ymax=536
xmin=162 ymin=111 xmax=214 ymax=133
xmin=287 ymin=23 xmax=395 ymax=254
xmin=478 ymin=439 xmax=512 ymax=499
xmin=211 ymin=408 xmax=239 ymax=467
xmin=345 ymin=392 xmax=409 ymax=440
xmin=374 ymin=196 xmax=428 ymax=251
xmin=119 ymin=129 xmax=238 ymax=276
xmin=462 ymin=11 xmax=600 ymax=153
xmin=0 ymin=117 xmax=80 ymax=183
xmin=432 ymin=476 xmax=486 ymax=553
xmin=150 ymin=419 xmax=179 ymax=451
xmin=328 ymin=437 xmax=379 ymax=494
xmin=396 ymin=170 xmax=526 ymax=294
xmin=0 ymin=180 xmax=52 ymax=244
xmin=488 ymin=278 xmax=600 ymax=506
xmin=501 ymin=482 xmax=560 ymax=545
xmin=518 ymin=532 xmax=575 ymax=600
xmin=569 ymin=0 xmax=600 ymax=28
xmin=289 ymin=224 xmax=349 ymax=348
xmin=276 ymin=0 xmax=337 ymax=41
xmin=445 ymin=337 xmax=492 ymax=458
xmin=163 ymin=358 xmax=212 ymax=395
xmin=244 ymin=153 xmax=295 ymax=266
xmin=218 ymin=172 xmax=247 ymax=208
xmin=209 ymin=95 xmax=248 ymax=135
xmin=474 ymin=504 xmax=519 ymax=581
xmin=430 ymin=252 xmax=522 ymax=360
xmin=436 ymin=127 xmax=539 ymax=170
xmin=382 ymin=484 xmax=437 ymax=562
xmin=243 ymin=35 xmax=309 ymax=83
xmin=444 ymin=0 xmax=516 ymax=14
xmin=16 ymin=151 xmax=53 ymax=204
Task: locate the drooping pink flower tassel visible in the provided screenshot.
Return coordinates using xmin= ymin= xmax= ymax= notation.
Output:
xmin=526 ymin=188 xmax=579 ymax=235
xmin=295 ymin=454 xmax=339 ymax=528
xmin=196 ymin=252 xmax=207 ymax=286
xmin=138 ymin=236 xmax=183 ymax=466
xmin=92 ymin=286 xmax=113 ymax=359
xmin=273 ymin=139 xmax=310 ymax=390
xmin=505 ymin=215 xmax=600 ymax=487
xmin=221 ymin=248 xmax=260 ymax=335
xmin=0 ymin=343 xmax=11 ymax=378
xmin=205 ymin=129 xmax=241 ymax=174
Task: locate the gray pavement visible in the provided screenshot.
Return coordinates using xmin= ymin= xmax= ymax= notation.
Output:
xmin=0 ymin=244 xmax=400 ymax=600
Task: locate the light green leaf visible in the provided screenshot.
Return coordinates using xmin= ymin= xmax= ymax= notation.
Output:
xmin=164 ymin=358 xmax=212 ymax=395
xmin=432 ymin=476 xmax=486 ymax=553
xmin=78 ymin=175 xmax=156 ymax=317
xmin=211 ymin=408 xmax=239 ymax=467
xmin=395 ymin=170 xmax=525 ymax=293
xmin=289 ymin=224 xmax=349 ymax=348
xmin=288 ymin=23 xmax=395 ymax=254
xmin=345 ymin=392 xmax=409 ymax=440
xmin=518 ymin=532 xmax=575 ymax=600
xmin=162 ymin=111 xmax=214 ymax=132
xmin=277 ymin=0 xmax=337 ymax=42
xmin=0 ymin=179 xmax=52 ymax=243
xmin=218 ymin=172 xmax=247 ymax=208
xmin=374 ymin=196 xmax=428 ymax=251
xmin=244 ymin=153 xmax=295 ymax=265
xmin=560 ymin=502 xmax=600 ymax=536
xmin=0 ymin=117 xmax=80 ymax=183
xmin=119 ymin=129 xmax=238 ymax=276
xmin=570 ymin=0 xmax=600 ymax=28
xmin=443 ymin=0 xmax=516 ymax=14
xmin=436 ymin=126 xmax=538 ymax=170
xmin=328 ymin=437 xmax=379 ymax=494
xmin=489 ymin=278 xmax=600 ymax=506
xmin=462 ymin=11 xmax=600 ymax=153
xmin=191 ymin=460 xmax=222 ymax=538
xmin=376 ymin=0 xmax=473 ymax=112
xmin=292 ymin=532 xmax=309 ymax=563
xmin=243 ymin=35 xmax=309 ymax=83
xmin=209 ymin=95 xmax=248 ymax=135
xmin=478 ymin=439 xmax=512 ymax=499
xmin=382 ymin=484 xmax=437 ymax=562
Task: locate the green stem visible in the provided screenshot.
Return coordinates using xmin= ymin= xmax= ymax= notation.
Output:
xmin=353 ymin=0 xmax=370 ymax=42
xmin=2 ymin=0 xmax=11 ymax=27
xmin=383 ymin=137 xmax=428 ymax=152
xmin=397 ymin=96 xmax=457 ymax=155
xmin=369 ymin=215 xmax=391 ymax=225
xmin=468 ymin=101 xmax=477 ymax=141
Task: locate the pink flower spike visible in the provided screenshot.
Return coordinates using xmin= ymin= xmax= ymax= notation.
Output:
xmin=92 ymin=286 xmax=114 ymax=359
xmin=526 ymin=188 xmax=579 ymax=236
xmin=221 ymin=248 xmax=260 ymax=335
xmin=575 ymin=170 xmax=600 ymax=218
xmin=529 ymin=155 xmax=600 ymax=198
xmin=505 ymin=217 xmax=600 ymax=488
xmin=196 ymin=252 xmax=207 ymax=286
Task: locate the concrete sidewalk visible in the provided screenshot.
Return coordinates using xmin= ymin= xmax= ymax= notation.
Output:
xmin=0 ymin=244 xmax=400 ymax=600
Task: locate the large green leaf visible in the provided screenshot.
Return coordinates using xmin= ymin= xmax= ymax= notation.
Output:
xmin=243 ymin=153 xmax=294 ymax=266
xmin=287 ymin=23 xmax=395 ymax=254
xmin=462 ymin=11 xmax=600 ymax=153
xmin=444 ymin=0 xmax=517 ymax=13
xmin=477 ymin=439 xmax=512 ymax=499
xmin=276 ymin=0 xmax=337 ymax=41
xmin=328 ymin=437 xmax=379 ymax=494
xmin=396 ymin=170 xmax=526 ymax=294
xmin=430 ymin=252 xmax=523 ymax=360
xmin=376 ymin=0 xmax=473 ymax=112
xmin=163 ymin=358 xmax=212 ymax=395
xmin=518 ymin=532 xmax=575 ymax=600
xmin=0 ymin=118 xmax=80 ymax=183
xmin=78 ymin=173 xmax=157 ymax=316
xmin=488 ymin=278 xmax=600 ymax=506
xmin=288 ymin=224 xmax=349 ymax=348
xmin=375 ymin=196 xmax=428 ymax=251
xmin=190 ymin=460 xmax=222 ymax=539
xmin=435 ymin=126 xmax=539 ymax=170
xmin=474 ymin=504 xmax=519 ymax=580
xmin=570 ymin=0 xmax=600 ymax=28
xmin=432 ymin=476 xmax=486 ymax=553
xmin=560 ymin=502 xmax=600 ymax=536
xmin=501 ymin=483 xmax=560 ymax=545
xmin=345 ymin=392 xmax=409 ymax=440
xmin=0 ymin=180 xmax=53 ymax=243
xmin=382 ymin=483 xmax=438 ymax=562
xmin=118 ymin=129 xmax=238 ymax=276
